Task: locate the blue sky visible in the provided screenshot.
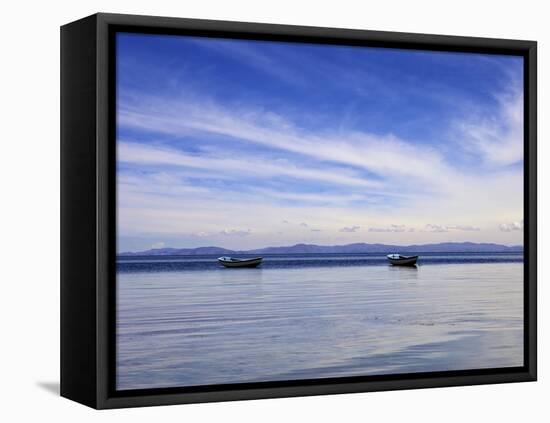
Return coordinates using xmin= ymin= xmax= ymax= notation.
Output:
xmin=116 ymin=32 xmax=524 ymax=252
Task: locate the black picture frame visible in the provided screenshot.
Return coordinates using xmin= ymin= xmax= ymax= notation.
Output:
xmin=61 ymin=12 xmax=537 ymax=409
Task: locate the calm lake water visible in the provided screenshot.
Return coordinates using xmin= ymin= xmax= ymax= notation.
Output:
xmin=116 ymin=253 xmax=523 ymax=390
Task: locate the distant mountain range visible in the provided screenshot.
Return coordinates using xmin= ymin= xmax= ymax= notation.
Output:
xmin=119 ymin=242 xmax=523 ymax=256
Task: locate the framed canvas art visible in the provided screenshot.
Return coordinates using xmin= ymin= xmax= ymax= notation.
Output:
xmin=61 ymin=13 xmax=537 ymax=409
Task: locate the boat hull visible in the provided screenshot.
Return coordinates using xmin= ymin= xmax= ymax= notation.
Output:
xmin=387 ymin=256 xmax=418 ymax=266
xmin=218 ymin=257 xmax=263 ymax=268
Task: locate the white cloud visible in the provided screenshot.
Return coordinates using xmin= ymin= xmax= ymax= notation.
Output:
xmin=368 ymin=224 xmax=406 ymax=233
xmin=424 ymin=224 xmax=450 ymax=233
xmin=499 ymin=220 xmax=524 ymax=232
xmin=448 ymin=225 xmax=481 ymax=231
xmin=151 ymin=241 xmax=165 ymax=249
xmin=220 ymin=229 xmax=251 ymax=237
xmin=423 ymin=224 xmax=481 ymax=233
xmin=340 ymin=225 xmax=360 ymax=233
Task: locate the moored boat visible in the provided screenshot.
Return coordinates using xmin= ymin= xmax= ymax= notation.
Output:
xmin=218 ymin=256 xmax=263 ymax=268
xmin=387 ymin=253 xmax=418 ymax=266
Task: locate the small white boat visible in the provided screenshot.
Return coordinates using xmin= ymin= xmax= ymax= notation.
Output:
xmin=387 ymin=254 xmax=418 ymax=266
xmin=218 ymin=256 xmax=263 ymax=268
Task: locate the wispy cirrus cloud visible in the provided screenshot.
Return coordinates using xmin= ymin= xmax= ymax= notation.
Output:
xmin=119 ymin=84 xmax=523 ymax=212
xmin=118 ymin=92 xmax=455 ymax=192
xmin=118 ymin=141 xmax=381 ymax=190
xmin=189 ymin=38 xmax=310 ymax=87
xmin=455 ymin=90 xmax=523 ymax=167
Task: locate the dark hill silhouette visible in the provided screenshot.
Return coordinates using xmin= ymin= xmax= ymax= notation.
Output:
xmin=119 ymin=242 xmax=523 ymax=256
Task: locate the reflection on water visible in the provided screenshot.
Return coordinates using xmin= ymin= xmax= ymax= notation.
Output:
xmin=116 ymin=262 xmax=523 ymax=390
xmin=388 ymin=264 xmax=418 ymax=276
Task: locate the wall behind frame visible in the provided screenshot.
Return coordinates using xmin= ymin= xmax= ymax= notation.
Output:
xmin=2 ymin=0 xmax=547 ymax=422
